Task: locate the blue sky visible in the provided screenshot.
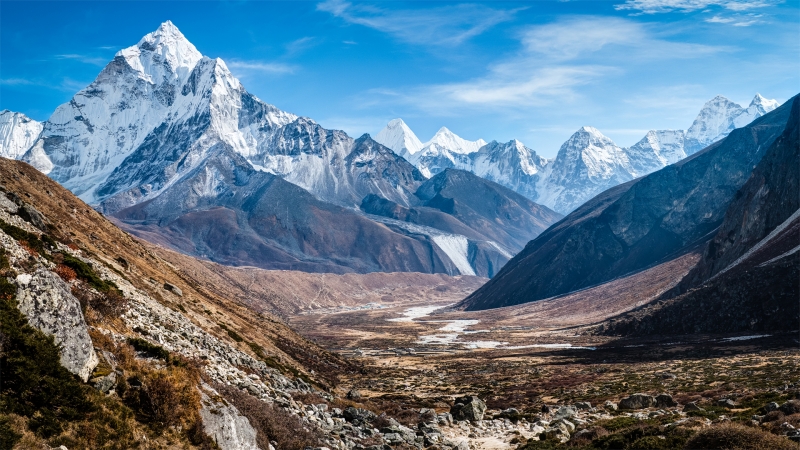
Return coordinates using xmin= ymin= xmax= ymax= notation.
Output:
xmin=1 ymin=1 xmax=798 ymax=157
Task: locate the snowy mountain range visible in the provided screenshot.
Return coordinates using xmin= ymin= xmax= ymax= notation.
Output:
xmin=0 ymin=21 xmax=560 ymax=277
xmin=375 ymin=94 xmax=780 ymax=214
xmin=0 ymin=111 xmax=42 ymax=160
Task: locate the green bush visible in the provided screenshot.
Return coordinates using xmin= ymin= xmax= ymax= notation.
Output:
xmin=126 ymin=338 xmax=170 ymax=361
xmin=61 ymin=254 xmax=117 ymax=293
xmin=0 ymin=219 xmax=50 ymax=256
xmin=218 ymin=323 xmax=244 ymax=342
xmin=0 ymin=285 xmax=94 ymax=440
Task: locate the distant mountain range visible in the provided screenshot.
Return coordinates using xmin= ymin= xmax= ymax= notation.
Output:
xmin=459 ymin=95 xmax=797 ymax=312
xmin=375 ymin=94 xmax=780 ymax=214
xmin=0 ymin=21 xmax=560 ymax=277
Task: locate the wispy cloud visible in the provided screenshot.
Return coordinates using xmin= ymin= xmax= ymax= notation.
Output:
xmin=285 ymin=37 xmax=320 ymax=55
xmin=53 ymin=53 xmax=108 ymax=66
xmin=0 ymin=78 xmax=36 ymax=86
xmin=615 ymin=0 xmax=782 ymax=14
xmin=706 ymin=13 xmax=765 ymax=25
xmin=226 ymin=60 xmax=296 ymax=75
xmin=366 ymin=16 xmax=730 ymax=113
xmin=316 ymin=0 xmax=521 ymax=46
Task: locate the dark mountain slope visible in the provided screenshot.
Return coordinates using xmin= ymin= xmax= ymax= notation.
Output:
xmin=599 ymin=95 xmax=800 ymax=335
xmin=115 ymin=145 xmax=454 ymax=274
xmin=459 ymin=95 xmax=796 ymax=311
xmin=675 ymin=96 xmax=800 ymax=292
xmin=414 ymin=169 xmax=562 ymax=251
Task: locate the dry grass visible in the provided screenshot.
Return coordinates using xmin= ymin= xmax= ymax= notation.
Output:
xmin=684 ymin=423 xmax=799 ymax=450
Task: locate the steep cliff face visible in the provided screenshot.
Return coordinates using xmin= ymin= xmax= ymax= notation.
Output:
xmin=599 ymin=94 xmax=800 ymax=336
xmin=458 ymin=96 xmax=796 ymax=311
xmin=678 ymin=96 xmax=800 ymax=289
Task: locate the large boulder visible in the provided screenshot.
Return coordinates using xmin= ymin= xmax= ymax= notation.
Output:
xmin=15 ymin=269 xmax=98 ymax=382
xmin=199 ymin=386 xmax=259 ymax=450
xmin=618 ymin=393 xmax=656 ymax=410
xmin=450 ymin=396 xmax=486 ymax=422
xmin=656 ymin=393 xmax=678 ymax=408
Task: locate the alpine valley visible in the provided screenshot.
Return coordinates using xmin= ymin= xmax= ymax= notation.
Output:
xmin=1 ymin=19 xmax=799 ymax=450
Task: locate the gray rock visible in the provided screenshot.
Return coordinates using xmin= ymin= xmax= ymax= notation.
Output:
xmin=346 ymin=389 xmax=361 ymax=400
xmin=763 ymin=402 xmax=780 ymax=413
xmin=574 ymin=401 xmax=592 ymax=410
xmin=163 ymin=282 xmax=183 ymax=297
xmin=683 ymin=402 xmax=704 ymax=412
xmin=543 ymin=422 xmax=571 ymax=443
xmin=0 ymin=193 xmax=18 ymax=214
xmin=200 ymin=386 xmax=259 ymax=450
xmin=656 ymin=393 xmax=678 ymax=408
xmin=19 ymin=203 xmax=49 ymax=231
xmin=90 ymin=372 xmax=117 ymax=393
xmin=780 ymin=400 xmax=800 ymax=415
xmin=554 ymin=406 xmax=577 ymax=419
xmin=619 ymin=393 xmax=656 ymax=410
xmin=603 ymin=401 xmax=618 ymax=411
xmin=450 ymin=396 xmax=486 ymax=422
xmin=343 ymin=407 xmax=377 ymax=423
xmin=15 ymin=269 xmax=98 ymax=382
xmin=716 ymin=398 xmax=736 ymax=408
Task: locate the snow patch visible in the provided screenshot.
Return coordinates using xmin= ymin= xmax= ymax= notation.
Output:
xmin=431 ymin=234 xmax=476 ymax=276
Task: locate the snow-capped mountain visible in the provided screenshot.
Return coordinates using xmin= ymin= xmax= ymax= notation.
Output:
xmin=625 ymin=130 xmax=687 ymax=176
xmin=536 ymin=127 xmax=635 ymax=213
xmin=379 ymin=93 xmax=779 ymax=214
xmin=375 ymin=123 xmax=488 ymax=178
xmin=374 ymin=118 xmax=423 ymax=158
xmin=425 ymin=127 xmax=487 ymax=155
xmin=22 ymin=21 xmax=205 ymax=201
xmin=4 ymin=21 xmax=562 ymax=277
xmin=0 ymin=111 xmax=42 ymax=159
xmin=684 ymin=94 xmax=779 ymax=155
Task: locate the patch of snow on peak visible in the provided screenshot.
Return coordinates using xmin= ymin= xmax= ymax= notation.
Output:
xmin=117 ymin=20 xmax=202 ymax=84
xmin=375 ymin=118 xmax=423 ymax=156
xmin=425 ymin=127 xmax=486 ymax=155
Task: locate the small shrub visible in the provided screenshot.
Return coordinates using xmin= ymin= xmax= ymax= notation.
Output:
xmin=126 ymin=338 xmax=170 ymax=361
xmin=684 ymin=423 xmax=799 ymax=450
xmin=213 ymin=382 xmax=323 ymax=450
xmin=218 ymin=323 xmax=243 ymax=342
xmin=61 ymin=254 xmax=116 ymax=293
xmin=54 ymin=264 xmax=77 ymax=282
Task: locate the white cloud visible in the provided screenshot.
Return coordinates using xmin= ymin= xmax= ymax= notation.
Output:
xmin=285 ymin=37 xmax=319 ymax=55
xmin=316 ymin=0 xmax=521 ymax=46
xmin=52 ymin=54 xmax=108 ymax=66
xmin=365 ymin=16 xmax=729 ymax=113
xmin=0 ymin=78 xmax=36 ymax=86
xmin=706 ymin=12 xmax=765 ymax=25
xmin=226 ymin=60 xmax=296 ymax=75
xmin=615 ymin=0 xmax=782 ymax=14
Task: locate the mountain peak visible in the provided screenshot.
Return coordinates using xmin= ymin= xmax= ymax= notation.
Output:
xmin=375 ymin=118 xmax=423 ymax=155
xmin=425 ymin=127 xmax=486 ymax=155
xmin=116 ymin=21 xmax=202 ymax=83
xmin=750 ymin=93 xmax=780 ymax=111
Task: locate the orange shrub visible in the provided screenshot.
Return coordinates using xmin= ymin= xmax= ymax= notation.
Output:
xmin=55 ymin=264 xmax=77 ymax=282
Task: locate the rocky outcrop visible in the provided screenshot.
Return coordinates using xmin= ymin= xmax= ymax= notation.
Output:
xmin=450 ymin=396 xmax=486 ymax=422
xmin=15 ymin=269 xmax=98 ymax=381
xmin=618 ymin=394 xmax=656 ymax=410
xmin=200 ymin=385 xmax=261 ymax=450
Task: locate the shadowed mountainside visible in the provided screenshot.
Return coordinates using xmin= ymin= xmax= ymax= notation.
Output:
xmin=458 ymin=95 xmax=796 ymax=311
